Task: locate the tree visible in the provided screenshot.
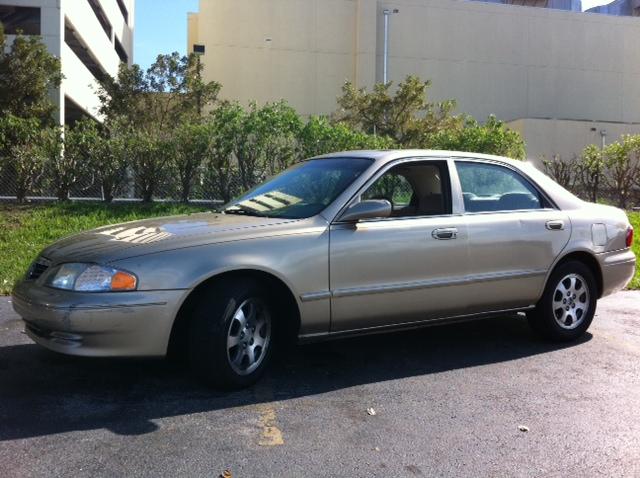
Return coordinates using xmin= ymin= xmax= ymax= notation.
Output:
xmin=578 ymin=144 xmax=606 ymax=203
xmin=40 ymin=126 xmax=66 ymax=200
xmin=97 ymin=52 xmax=221 ymax=133
xmin=128 ymin=131 xmax=171 ymax=203
xmin=335 ymin=76 xmax=525 ymax=158
xmin=96 ymin=63 xmax=146 ymax=127
xmin=96 ymin=53 xmax=222 ymax=203
xmin=335 ymin=75 xmax=462 ymax=145
xmin=254 ymin=101 xmax=303 ymax=176
xmin=0 ymin=30 xmax=62 ymax=125
xmin=0 ymin=29 xmax=63 ymax=202
xmin=43 ymin=119 xmax=101 ymax=201
xmin=91 ymin=129 xmax=129 ymax=203
xmin=542 ymin=154 xmax=578 ymax=191
xmin=0 ymin=115 xmax=47 ymax=202
xmin=603 ymin=136 xmax=640 ymax=209
xmin=234 ymin=101 xmax=302 ymax=190
xmin=298 ymin=116 xmax=395 ymax=159
xmin=171 ymin=122 xmax=211 ymax=202
xmin=426 ymin=116 xmax=526 ymax=160
xmin=631 ymin=135 xmax=640 ymax=195
xmin=205 ymin=103 xmax=245 ymax=203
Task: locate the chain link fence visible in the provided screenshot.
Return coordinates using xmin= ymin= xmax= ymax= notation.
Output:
xmin=2 ymin=158 xmax=639 ymax=208
xmin=0 ymin=163 xmax=246 ymax=204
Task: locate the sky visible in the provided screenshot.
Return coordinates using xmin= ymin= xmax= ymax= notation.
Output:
xmin=134 ymin=0 xmax=199 ymax=71
xmin=580 ymin=0 xmax=615 ymax=10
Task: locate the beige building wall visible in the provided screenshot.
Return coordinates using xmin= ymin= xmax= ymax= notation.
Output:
xmin=188 ymin=0 xmax=371 ymax=117
xmin=508 ymin=118 xmax=640 ymax=165
xmin=187 ymin=11 xmax=199 ymax=55
xmin=188 ymin=0 xmax=640 ymax=160
xmin=384 ymin=0 xmax=640 ymax=125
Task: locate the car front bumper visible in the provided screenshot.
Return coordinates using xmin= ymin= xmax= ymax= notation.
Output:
xmin=12 ymin=281 xmax=187 ymax=357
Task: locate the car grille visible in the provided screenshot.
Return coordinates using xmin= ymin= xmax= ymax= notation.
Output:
xmin=27 ymin=257 xmax=52 ymax=281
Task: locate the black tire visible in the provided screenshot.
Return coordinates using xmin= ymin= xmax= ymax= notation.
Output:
xmin=188 ymin=278 xmax=275 ymax=389
xmin=527 ymin=260 xmax=597 ymax=342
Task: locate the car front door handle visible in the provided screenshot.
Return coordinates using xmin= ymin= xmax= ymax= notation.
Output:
xmin=546 ymin=220 xmax=565 ymax=231
xmin=432 ymin=227 xmax=458 ymax=240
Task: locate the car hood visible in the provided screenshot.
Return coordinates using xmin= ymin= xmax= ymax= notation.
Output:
xmin=39 ymin=212 xmax=311 ymax=264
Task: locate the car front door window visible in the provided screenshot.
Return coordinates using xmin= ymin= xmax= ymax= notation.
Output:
xmin=361 ymin=162 xmax=450 ymax=218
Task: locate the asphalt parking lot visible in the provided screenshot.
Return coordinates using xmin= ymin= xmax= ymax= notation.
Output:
xmin=1 ymin=293 xmax=639 ymax=478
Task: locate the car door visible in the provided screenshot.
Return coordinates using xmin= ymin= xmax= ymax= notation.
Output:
xmin=453 ymin=158 xmax=571 ymax=313
xmin=329 ymin=158 xmax=470 ymax=332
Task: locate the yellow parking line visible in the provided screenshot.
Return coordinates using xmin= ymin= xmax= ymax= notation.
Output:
xmin=257 ymin=405 xmax=284 ymax=446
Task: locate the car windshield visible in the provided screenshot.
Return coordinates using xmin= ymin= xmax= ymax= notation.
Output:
xmin=222 ymin=158 xmax=373 ymax=219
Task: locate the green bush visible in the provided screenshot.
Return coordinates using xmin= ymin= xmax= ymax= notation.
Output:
xmin=0 ymin=115 xmax=49 ymax=202
xmin=0 ymin=35 xmax=530 ymax=203
xmin=544 ymin=135 xmax=640 ymax=208
xmin=425 ymin=116 xmax=526 ymax=160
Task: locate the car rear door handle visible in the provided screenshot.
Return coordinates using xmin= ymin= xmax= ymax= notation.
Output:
xmin=432 ymin=227 xmax=458 ymax=240
xmin=546 ymin=220 xmax=565 ymax=231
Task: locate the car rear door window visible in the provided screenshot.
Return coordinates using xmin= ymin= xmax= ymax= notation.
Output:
xmin=455 ymin=161 xmax=542 ymax=213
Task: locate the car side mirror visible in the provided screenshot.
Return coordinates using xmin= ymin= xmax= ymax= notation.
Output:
xmin=339 ymin=199 xmax=392 ymax=223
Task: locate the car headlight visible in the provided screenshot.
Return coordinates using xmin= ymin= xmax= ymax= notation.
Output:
xmin=42 ymin=263 xmax=137 ymax=292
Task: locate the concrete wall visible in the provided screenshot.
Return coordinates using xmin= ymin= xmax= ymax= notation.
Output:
xmin=384 ymin=0 xmax=640 ymax=125
xmin=63 ymin=0 xmax=119 ymax=120
xmin=188 ymin=0 xmax=365 ymax=117
xmin=508 ymin=118 xmax=640 ymax=165
xmin=97 ymin=0 xmax=135 ymax=57
xmin=189 ymin=0 xmax=640 ymax=121
xmin=187 ymin=11 xmax=199 ymax=56
xmin=60 ymin=0 xmax=135 ymax=121
xmin=189 ymin=0 xmax=640 ymax=160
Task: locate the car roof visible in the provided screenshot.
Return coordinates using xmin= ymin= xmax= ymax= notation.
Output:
xmin=312 ymin=149 xmax=585 ymax=211
xmin=311 ymin=149 xmax=524 ymax=168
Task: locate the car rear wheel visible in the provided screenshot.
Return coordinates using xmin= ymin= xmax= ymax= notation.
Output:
xmin=188 ymin=278 xmax=274 ymax=389
xmin=527 ymin=260 xmax=597 ymax=341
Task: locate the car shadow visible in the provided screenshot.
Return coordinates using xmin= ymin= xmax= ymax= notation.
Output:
xmin=0 ymin=315 xmax=591 ymax=441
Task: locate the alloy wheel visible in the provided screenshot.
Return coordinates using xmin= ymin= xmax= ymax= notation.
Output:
xmin=226 ymin=298 xmax=271 ymax=375
xmin=552 ymin=273 xmax=590 ymax=330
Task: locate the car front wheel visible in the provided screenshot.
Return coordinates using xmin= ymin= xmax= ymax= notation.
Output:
xmin=527 ymin=260 xmax=597 ymax=342
xmin=188 ymin=278 xmax=274 ymax=389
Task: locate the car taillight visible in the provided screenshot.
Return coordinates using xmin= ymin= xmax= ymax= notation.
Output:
xmin=626 ymin=226 xmax=634 ymax=248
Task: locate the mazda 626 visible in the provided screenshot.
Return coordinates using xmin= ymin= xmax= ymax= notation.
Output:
xmin=12 ymin=151 xmax=636 ymax=388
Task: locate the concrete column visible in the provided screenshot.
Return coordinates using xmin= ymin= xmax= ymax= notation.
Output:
xmin=40 ymin=0 xmax=65 ymax=125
